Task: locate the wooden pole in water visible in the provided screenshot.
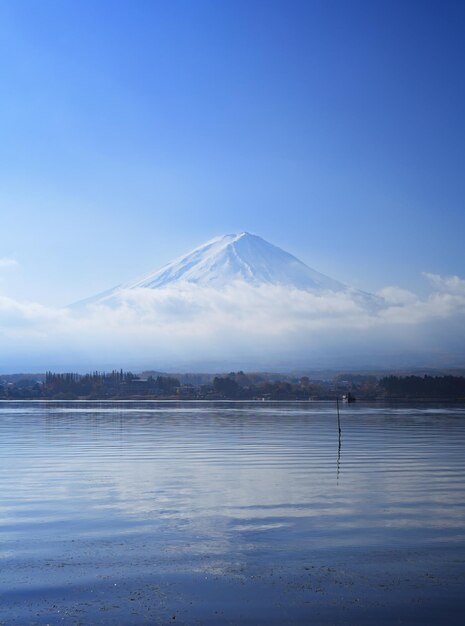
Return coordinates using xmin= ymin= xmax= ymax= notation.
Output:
xmin=336 ymin=397 xmax=342 ymax=481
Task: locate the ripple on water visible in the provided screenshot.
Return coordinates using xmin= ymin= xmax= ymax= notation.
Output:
xmin=1 ymin=401 xmax=465 ymax=624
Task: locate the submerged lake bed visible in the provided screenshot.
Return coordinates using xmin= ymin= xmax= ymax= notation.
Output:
xmin=1 ymin=401 xmax=464 ymax=625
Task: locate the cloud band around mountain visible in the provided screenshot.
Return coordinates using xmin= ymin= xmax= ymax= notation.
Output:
xmin=1 ymin=273 xmax=465 ymax=370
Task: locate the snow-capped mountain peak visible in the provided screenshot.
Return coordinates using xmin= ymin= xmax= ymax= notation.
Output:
xmin=73 ymin=232 xmax=364 ymax=308
xmin=120 ymin=232 xmax=346 ymax=292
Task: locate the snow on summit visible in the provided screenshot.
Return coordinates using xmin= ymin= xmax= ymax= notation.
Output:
xmin=122 ymin=232 xmax=346 ymax=291
xmin=74 ymin=232 xmax=352 ymax=308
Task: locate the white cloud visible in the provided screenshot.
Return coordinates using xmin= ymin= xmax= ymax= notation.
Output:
xmin=0 ymin=258 xmax=18 ymax=269
xmin=377 ymin=286 xmax=418 ymax=305
xmin=1 ymin=275 xmax=465 ymax=370
xmin=423 ymin=272 xmax=465 ymax=295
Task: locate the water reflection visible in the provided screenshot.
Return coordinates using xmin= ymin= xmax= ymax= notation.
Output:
xmin=0 ymin=401 xmax=465 ymax=624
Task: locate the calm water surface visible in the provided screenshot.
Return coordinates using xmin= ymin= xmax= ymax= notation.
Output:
xmin=0 ymin=401 xmax=464 ymax=625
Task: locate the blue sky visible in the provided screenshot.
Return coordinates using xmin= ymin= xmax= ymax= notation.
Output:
xmin=1 ymin=0 xmax=464 ymax=306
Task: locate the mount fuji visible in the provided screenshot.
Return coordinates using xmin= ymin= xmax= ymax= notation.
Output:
xmin=75 ymin=232 xmax=374 ymax=307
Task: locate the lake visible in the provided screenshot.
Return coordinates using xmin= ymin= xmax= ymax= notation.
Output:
xmin=0 ymin=401 xmax=464 ymax=624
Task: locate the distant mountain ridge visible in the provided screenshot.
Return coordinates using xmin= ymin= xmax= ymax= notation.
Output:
xmin=74 ymin=232 xmax=373 ymax=307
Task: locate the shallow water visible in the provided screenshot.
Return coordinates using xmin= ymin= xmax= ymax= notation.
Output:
xmin=0 ymin=400 xmax=464 ymax=624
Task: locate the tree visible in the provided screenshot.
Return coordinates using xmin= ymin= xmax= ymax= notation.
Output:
xmin=213 ymin=376 xmax=239 ymax=398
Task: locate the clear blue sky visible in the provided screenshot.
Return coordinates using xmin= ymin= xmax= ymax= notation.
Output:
xmin=1 ymin=0 xmax=464 ymax=305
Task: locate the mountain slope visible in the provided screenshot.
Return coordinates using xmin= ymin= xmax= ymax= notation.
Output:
xmin=124 ymin=232 xmax=346 ymax=291
xmin=73 ymin=232 xmax=370 ymax=307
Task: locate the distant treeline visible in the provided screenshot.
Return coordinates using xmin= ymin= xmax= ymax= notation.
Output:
xmin=1 ymin=370 xmax=335 ymax=400
xmin=211 ymin=375 xmax=312 ymax=400
xmin=1 ymin=371 xmax=465 ymax=401
xmin=43 ymin=371 xmax=317 ymax=400
xmin=42 ymin=370 xmax=181 ymax=399
xmin=379 ymin=375 xmax=465 ymax=399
